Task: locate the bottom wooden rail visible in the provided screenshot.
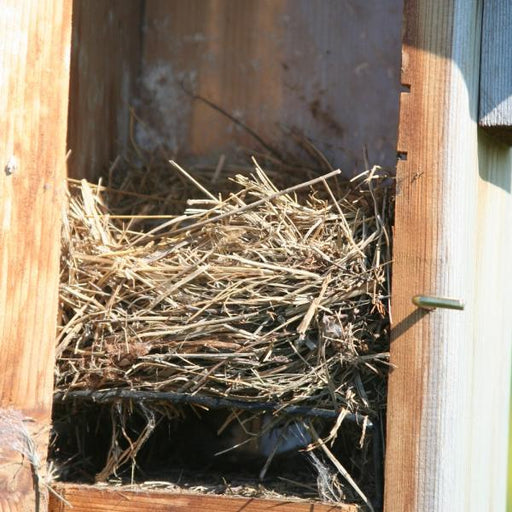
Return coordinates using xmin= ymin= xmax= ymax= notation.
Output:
xmin=49 ymin=484 xmax=357 ymax=512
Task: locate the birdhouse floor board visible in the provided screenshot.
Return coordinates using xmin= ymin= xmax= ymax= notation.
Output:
xmin=49 ymin=484 xmax=358 ymax=512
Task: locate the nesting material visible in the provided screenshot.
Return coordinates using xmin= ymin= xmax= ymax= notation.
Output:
xmin=55 ymin=158 xmax=391 ymax=507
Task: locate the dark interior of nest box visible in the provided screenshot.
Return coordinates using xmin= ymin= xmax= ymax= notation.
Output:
xmin=51 ymin=401 xmax=381 ymax=501
xmin=55 ymin=0 xmax=402 ymax=507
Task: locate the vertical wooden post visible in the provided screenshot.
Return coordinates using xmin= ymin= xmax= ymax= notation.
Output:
xmin=386 ymin=0 xmax=512 ymax=510
xmin=0 ymin=1 xmax=72 ymax=510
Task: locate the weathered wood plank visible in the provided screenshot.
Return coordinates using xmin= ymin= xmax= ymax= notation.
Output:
xmin=0 ymin=1 xmax=72 ymax=510
xmin=470 ymin=130 xmax=512 ymax=511
xmin=479 ymin=0 xmax=512 ymax=145
xmin=137 ymin=0 xmax=402 ymax=174
xmin=49 ymin=484 xmax=357 ymax=512
xmin=67 ymin=0 xmax=144 ymax=180
xmin=386 ymin=0 xmax=512 ymax=510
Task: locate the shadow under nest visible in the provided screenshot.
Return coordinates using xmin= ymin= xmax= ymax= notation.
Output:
xmin=50 ymin=400 xmax=382 ymax=504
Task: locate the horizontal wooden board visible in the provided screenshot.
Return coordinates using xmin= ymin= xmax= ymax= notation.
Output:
xmin=49 ymin=484 xmax=357 ymax=512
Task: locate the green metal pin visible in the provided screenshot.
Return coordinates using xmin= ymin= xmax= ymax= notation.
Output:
xmin=412 ymin=295 xmax=465 ymax=311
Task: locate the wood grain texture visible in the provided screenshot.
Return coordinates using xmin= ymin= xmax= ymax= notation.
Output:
xmin=67 ymin=0 xmax=143 ymax=180
xmin=0 ymin=1 xmax=72 ymax=510
xmin=385 ymin=2 xmax=453 ymax=507
xmin=49 ymin=484 xmax=357 ymax=512
xmin=479 ymin=0 xmax=512 ymax=145
xmin=471 ymin=129 xmax=512 ymax=511
xmin=386 ymin=0 xmax=512 ymax=510
xmin=137 ymin=0 xmax=402 ymax=175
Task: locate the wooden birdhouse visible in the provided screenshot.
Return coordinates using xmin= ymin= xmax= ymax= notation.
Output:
xmin=1 ymin=1 xmax=511 ymax=511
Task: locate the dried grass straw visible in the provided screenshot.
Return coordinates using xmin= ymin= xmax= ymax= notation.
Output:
xmin=55 ymin=158 xmax=391 ymax=503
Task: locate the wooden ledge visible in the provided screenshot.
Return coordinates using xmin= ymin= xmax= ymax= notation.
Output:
xmin=49 ymin=484 xmax=357 ymax=512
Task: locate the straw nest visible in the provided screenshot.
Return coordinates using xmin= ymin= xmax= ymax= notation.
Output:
xmin=54 ymin=158 xmax=391 ymax=506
